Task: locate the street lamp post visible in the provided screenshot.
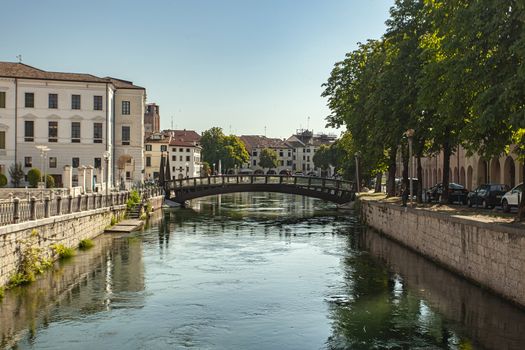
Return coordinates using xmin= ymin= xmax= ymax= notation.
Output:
xmin=405 ymin=129 xmax=415 ymax=206
xmin=36 ymin=145 xmax=50 ymax=189
xmin=103 ymin=151 xmax=111 ymax=197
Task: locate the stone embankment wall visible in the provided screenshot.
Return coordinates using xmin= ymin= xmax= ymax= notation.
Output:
xmin=0 ymin=195 xmax=164 ymax=288
xmin=361 ymin=200 xmax=525 ymax=307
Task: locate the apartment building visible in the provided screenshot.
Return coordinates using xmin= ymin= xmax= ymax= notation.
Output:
xmin=144 ymin=132 xmax=170 ymax=181
xmin=240 ymin=135 xmax=293 ymax=174
xmin=0 ymin=62 xmax=145 ymax=188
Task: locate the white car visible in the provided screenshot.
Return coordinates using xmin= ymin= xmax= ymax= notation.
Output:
xmin=501 ymin=183 xmax=523 ymax=213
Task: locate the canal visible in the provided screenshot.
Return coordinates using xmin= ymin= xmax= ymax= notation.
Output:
xmin=1 ymin=193 xmax=524 ymax=349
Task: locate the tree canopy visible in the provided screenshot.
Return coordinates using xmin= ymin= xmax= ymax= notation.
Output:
xmin=201 ymin=127 xmax=249 ymax=173
xmin=259 ymin=148 xmax=279 ymax=170
xmin=322 ymin=0 xmax=525 ymax=217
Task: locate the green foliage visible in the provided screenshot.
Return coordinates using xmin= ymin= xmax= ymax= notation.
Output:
xmin=126 ymin=190 xmax=141 ymax=210
xmin=201 ymin=127 xmax=249 ymax=173
xmin=45 ymin=174 xmax=55 ymax=188
xmin=312 ymin=144 xmax=331 ymax=171
xmin=78 ymin=239 xmax=94 ymax=250
xmin=202 ymin=161 xmax=211 ymax=176
xmin=27 ymin=168 xmax=41 ymax=188
xmin=9 ymin=233 xmax=53 ymax=287
xmin=8 ymin=162 xmax=24 ymax=187
xmin=0 ymin=173 xmax=7 ymax=187
xmin=0 ymin=287 xmax=4 ymax=300
xmin=146 ymin=202 xmax=153 ymax=213
xmin=110 ymin=214 xmax=117 ymax=226
xmin=258 ymin=148 xmax=279 ymax=169
xmin=139 ymin=212 xmax=148 ymax=220
xmin=51 ymin=244 xmax=75 ymax=259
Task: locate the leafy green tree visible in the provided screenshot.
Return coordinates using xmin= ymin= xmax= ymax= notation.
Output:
xmin=27 ymin=168 xmax=41 ymax=188
xmin=313 ymin=144 xmax=331 ymax=174
xmin=9 ymin=162 xmax=24 ymax=187
xmin=45 ymin=175 xmax=55 ymax=188
xmin=259 ymin=148 xmax=279 ymax=170
xmin=201 ymin=127 xmax=249 ymax=173
xmin=0 ymin=173 xmax=7 ymax=187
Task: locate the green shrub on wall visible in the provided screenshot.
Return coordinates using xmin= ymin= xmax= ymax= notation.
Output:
xmin=45 ymin=174 xmax=55 ymax=188
xmin=0 ymin=173 xmax=7 ymax=187
xmin=27 ymin=168 xmax=41 ymax=188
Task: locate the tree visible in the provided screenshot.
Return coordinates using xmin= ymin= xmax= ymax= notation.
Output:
xmin=313 ymin=144 xmax=331 ymax=174
xmin=201 ymin=127 xmax=249 ymax=173
xmin=45 ymin=174 xmax=55 ymax=188
xmin=0 ymin=173 xmax=7 ymax=187
xmin=9 ymin=162 xmax=24 ymax=187
xmin=27 ymin=168 xmax=41 ymax=188
xmin=259 ymin=148 xmax=279 ymax=170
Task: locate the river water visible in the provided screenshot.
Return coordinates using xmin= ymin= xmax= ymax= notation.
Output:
xmin=1 ymin=193 xmax=525 ymax=349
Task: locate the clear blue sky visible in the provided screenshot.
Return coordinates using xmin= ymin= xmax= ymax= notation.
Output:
xmin=1 ymin=0 xmax=393 ymax=138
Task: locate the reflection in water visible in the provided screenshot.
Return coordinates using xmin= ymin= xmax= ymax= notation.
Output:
xmin=1 ymin=193 xmax=524 ymax=349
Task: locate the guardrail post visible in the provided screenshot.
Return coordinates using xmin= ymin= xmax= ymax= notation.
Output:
xmin=92 ymin=193 xmax=97 ymax=209
xmin=265 ymin=175 xmax=268 ymax=184
xmin=30 ymin=196 xmax=37 ymax=220
xmin=294 ymin=176 xmax=297 ymax=185
xmin=68 ymin=195 xmax=73 ymax=213
xmin=222 ymin=176 xmax=225 ymax=185
xmin=13 ymin=197 xmax=19 ymax=223
xmin=251 ymin=175 xmax=254 ymax=184
xmin=77 ymin=194 xmax=82 ymax=212
xmin=279 ymin=176 xmax=283 ymax=184
xmin=56 ymin=195 xmax=62 ymax=216
xmin=308 ymin=177 xmax=312 ymax=188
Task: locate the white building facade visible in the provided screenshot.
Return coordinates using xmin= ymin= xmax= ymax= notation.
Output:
xmin=0 ymin=62 xmax=145 ymax=190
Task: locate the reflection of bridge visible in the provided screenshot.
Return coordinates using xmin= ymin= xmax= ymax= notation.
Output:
xmin=165 ymin=175 xmax=355 ymax=205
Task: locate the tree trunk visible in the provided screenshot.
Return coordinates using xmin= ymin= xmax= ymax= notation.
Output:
xmin=416 ymin=155 xmax=423 ymax=203
xmin=386 ymin=148 xmax=397 ymax=197
xmin=441 ymin=142 xmax=452 ymax=203
xmin=374 ymin=173 xmax=382 ymax=193
xmin=518 ymin=162 xmax=525 ymax=221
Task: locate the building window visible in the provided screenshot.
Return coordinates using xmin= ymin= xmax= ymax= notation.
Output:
xmin=48 ymin=94 xmax=58 ymax=109
xmin=172 ymin=148 xmax=176 ymax=152
xmin=279 ymin=151 xmax=283 ymax=157
xmin=71 ymin=122 xmax=81 ymax=143
xmin=179 ymin=156 xmax=182 ymax=161
xmin=48 ymin=121 xmax=58 ymax=142
xmin=145 ymin=144 xmax=152 ymax=151
xmin=25 ymin=93 xmax=34 ymax=108
xmin=252 ymin=151 xmax=257 ymax=156
xmin=172 ymin=155 xmax=176 ymax=161
xmin=24 ymin=120 xmax=34 ymax=142
xmin=186 ymin=148 xmax=190 ymax=152
xmin=122 ymin=126 xmax=130 ymax=145
xmin=49 ymin=157 xmax=57 ymax=168
xmin=0 ymin=91 xmax=5 ymax=108
xmin=179 ymin=148 xmax=183 ymax=152
xmin=306 ymin=148 xmax=311 ymax=153
xmin=24 ymin=156 xmax=32 ymax=168
xmin=94 ymin=96 xmax=103 ymax=111
xmin=71 ymin=95 xmax=81 ymax=109
xmin=160 ymin=145 xmax=167 ymax=152
xmin=186 ymin=156 xmax=190 ymax=162
xmin=93 ymin=122 xmax=103 ymax=143
xmin=72 ymin=157 xmax=79 ymax=168
xmin=0 ymin=131 xmax=4 ymax=149
xmin=94 ymin=157 xmax=101 ymax=169
xmin=253 ymin=159 xmax=257 ymax=166
xmin=126 ymin=171 xmax=131 ymax=180
xmin=146 ymin=157 xmax=151 ymax=167
xmin=122 ymin=101 xmax=130 ymax=115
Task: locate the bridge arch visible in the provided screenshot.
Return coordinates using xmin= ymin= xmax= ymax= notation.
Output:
xmin=166 ymin=175 xmax=355 ymax=205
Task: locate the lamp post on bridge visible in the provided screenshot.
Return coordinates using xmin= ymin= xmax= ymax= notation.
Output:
xmin=36 ymin=145 xmax=50 ymax=189
xmin=103 ymin=151 xmax=111 ymax=197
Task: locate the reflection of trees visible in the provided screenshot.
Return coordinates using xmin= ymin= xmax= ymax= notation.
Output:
xmin=325 ymin=234 xmax=473 ymax=349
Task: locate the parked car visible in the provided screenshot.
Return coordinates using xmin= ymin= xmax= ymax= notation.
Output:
xmin=501 ymin=183 xmax=523 ymax=213
xmin=467 ymin=184 xmax=509 ymax=209
xmin=426 ymin=183 xmax=469 ymax=204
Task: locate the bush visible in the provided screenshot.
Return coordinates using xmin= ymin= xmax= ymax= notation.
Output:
xmin=45 ymin=175 xmax=55 ymax=188
xmin=126 ymin=190 xmax=141 ymax=210
xmin=51 ymin=244 xmax=75 ymax=259
xmin=0 ymin=173 xmax=7 ymax=187
xmin=78 ymin=239 xmax=94 ymax=250
xmin=27 ymin=168 xmax=41 ymax=188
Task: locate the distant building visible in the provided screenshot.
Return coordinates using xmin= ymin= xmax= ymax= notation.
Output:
xmin=286 ymin=129 xmax=336 ymax=175
xmin=239 ymin=135 xmax=293 ymax=174
xmin=144 ymin=103 xmax=160 ymax=137
xmin=0 ymin=62 xmax=145 ymax=188
xmin=144 ymin=132 xmax=170 ymax=181
xmin=165 ymin=129 xmax=202 ymax=178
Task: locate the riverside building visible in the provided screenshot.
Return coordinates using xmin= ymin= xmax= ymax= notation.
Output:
xmin=0 ymin=62 xmax=145 ymax=188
